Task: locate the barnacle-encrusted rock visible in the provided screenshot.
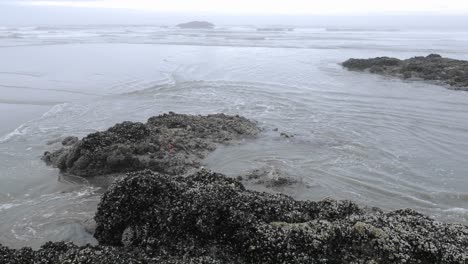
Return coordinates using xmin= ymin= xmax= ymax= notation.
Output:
xmin=2 ymin=170 xmax=467 ymax=263
xmin=94 ymin=169 xmax=468 ymax=263
xmin=0 ymin=242 xmax=223 ymax=264
xmin=342 ymin=54 xmax=468 ymax=90
xmin=42 ymin=113 xmax=259 ymax=177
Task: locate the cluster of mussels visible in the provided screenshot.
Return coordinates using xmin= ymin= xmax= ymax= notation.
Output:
xmin=2 ymin=113 xmax=467 ymax=263
xmin=42 ymin=112 xmax=260 ymax=177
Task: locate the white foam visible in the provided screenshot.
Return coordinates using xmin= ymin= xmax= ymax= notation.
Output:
xmin=40 ymin=103 xmax=69 ymax=119
xmin=0 ymin=203 xmax=17 ymax=211
xmin=444 ymin=208 xmax=468 ymax=214
xmin=0 ymin=103 xmax=70 ymax=143
xmin=0 ymin=124 xmax=29 ymax=143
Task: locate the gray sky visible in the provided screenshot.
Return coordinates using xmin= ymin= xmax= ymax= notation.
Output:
xmin=11 ymin=0 xmax=468 ymax=15
xmin=1 ymin=0 xmax=468 ymax=27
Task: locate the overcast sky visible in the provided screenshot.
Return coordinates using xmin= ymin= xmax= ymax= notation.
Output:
xmin=9 ymin=0 xmax=468 ymax=15
xmin=1 ymin=0 xmax=468 ymax=27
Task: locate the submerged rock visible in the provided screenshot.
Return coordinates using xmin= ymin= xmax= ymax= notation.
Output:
xmin=42 ymin=113 xmax=259 ymax=177
xmin=239 ymin=166 xmax=299 ymax=188
xmin=176 ymin=21 xmax=215 ymax=29
xmin=93 ymin=169 xmax=468 ymax=263
xmin=342 ymin=54 xmax=468 ymax=91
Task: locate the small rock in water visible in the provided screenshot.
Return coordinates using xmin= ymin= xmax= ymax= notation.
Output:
xmin=241 ymin=166 xmax=298 ymax=188
xmin=280 ymin=132 xmax=294 ymax=138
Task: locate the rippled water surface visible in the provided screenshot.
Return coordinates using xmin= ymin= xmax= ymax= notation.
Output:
xmin=1 ymin=25 xmax=468 ymax=248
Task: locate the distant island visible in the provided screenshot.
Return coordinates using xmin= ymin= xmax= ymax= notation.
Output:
xmin=176 ymin=21 xmax=215 ymax=29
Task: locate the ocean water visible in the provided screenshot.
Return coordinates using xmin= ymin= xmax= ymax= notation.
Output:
xmin=1 ymin=25 xmax=468 ymax=248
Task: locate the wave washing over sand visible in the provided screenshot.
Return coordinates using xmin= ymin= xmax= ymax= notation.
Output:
xmin=0 ymin=25 xmax=468 ymax=251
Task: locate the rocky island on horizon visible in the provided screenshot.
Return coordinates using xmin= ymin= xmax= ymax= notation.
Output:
xmin=176 ymin=21 xmax=215 ymax=29
xmin=342 ymin=54 xmax=468 ymax=91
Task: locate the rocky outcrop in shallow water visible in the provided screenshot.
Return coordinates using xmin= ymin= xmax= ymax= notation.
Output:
xmin=342 ymin=54 xmax=468 ymax=91
xmin=42 ymin=113 xmax=260 ymax=177
xmin=2 ymin=169 xmax=468 ymax=263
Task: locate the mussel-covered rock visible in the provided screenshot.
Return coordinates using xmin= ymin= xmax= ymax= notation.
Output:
xmin=2 ymin=169 xmax=467 ymax=263
xmin=343 ymin=54 xmax=468 ymax=90
xmin=42 ymin=113 xmax=260 ymax=177
xmin=0 ymin=241 xmax=223 ymax=264
xmin=93 ymin=169 xmax=468 ymax=263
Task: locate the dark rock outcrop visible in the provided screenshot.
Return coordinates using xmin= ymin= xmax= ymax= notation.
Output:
xmin=2 ymin=169 xmax=468 ymax=263
xmin=42 ymin=113 xmax=259 ymax=177
xmin=342 ymin=54 xmax=468 ymax=91
xmin=176 ymin=21 xmax=215 ymax=29
xmin=93 ymin=169 xmax=468 ymax=263
xmin=0 ymin=242 xmax=222 ymax=264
